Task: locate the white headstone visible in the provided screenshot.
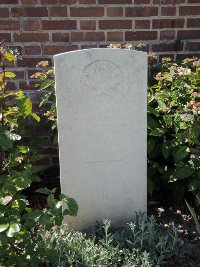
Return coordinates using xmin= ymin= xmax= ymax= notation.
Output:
xmin=54 ymin=48 xmax=147 ymax=230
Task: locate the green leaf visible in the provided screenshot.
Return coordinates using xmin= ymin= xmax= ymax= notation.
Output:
xmin=7 ymin=223 xmax=20 ymax=237
xmin=147 ymin=178 xmax=155 ymax=195
xmin=0 ymin=133 xmax=13 ymax=148
xmin=4 ymin=52 xmax=16 ymax=62
xmin=17 ymin=90 xmax=23 ymax=100
xmin=195 ymin=192 xmax=200 ymax=207
xmin=40 ymin=79 xmax=54 ymax=90
xmin=23 ymin=98 xmax=32 ymax=116
xmin=31 ymin=112 xmax=40 ymax=122
xmin=39 ymin=214 xmax=51 ymax=226
xmin=163 ymin=115 xmax=173 ymax=126
xmin=47 ymin=193 xmax=55 ymax=207
xmin=53 ymin=133 xmax=58 ymax=145
xmin=158 ymin=100 xmax=166 ymax=109
xmin=185 ymin=200 xmax=200 ymax=235
xmin=27 ymin=209 xmax=42 ymax=221
xmin=175 ymin=166 xmax=194 ymax=179
xmin=172 ymin=146 xmax=189 ymax=163
xmin=29 ymin=165 xmax=47 ymax=173
xmin=0 ymin=224 xmax=9 ymax=233
xmin=64 ymin=197 xmax=78 ymax=217
xmin=31 ymin=175 xmax=41 ymax=182
xmin=150 ymin=128 xmax=165 ymax=136
xmin=147 ymin=139 xmax=155 ymax=155
xmin=15 ymin=176 xmax=31 ymax=190
xmin=148 ymin=117 xmax=160 ymax=129
xmin=17 ymin=146 xmax=29 ymax=154
xmin=148 ymin=106 xmax=159 ymax=116
xmin=188 ymin=178 xmax=199 ymax=192
xmin=35 ymin=187 xmax=50 ymax=195
xmin=161 ymin=142 xmax=170 ymax=159
xmin=5 ymin=72 xmax=16 ymax=78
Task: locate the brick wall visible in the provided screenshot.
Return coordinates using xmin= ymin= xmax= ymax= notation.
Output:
xmin=1 ymin=0 xmax=200 ymax=90
xmin=0 ymin=0 xmax=200 ymax=167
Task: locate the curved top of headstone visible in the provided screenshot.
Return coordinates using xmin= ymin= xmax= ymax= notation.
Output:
xmin=54 ymin=48 xmax=147 ymax=60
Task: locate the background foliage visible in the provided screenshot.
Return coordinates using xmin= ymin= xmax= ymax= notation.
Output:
xmin=0 ymin=44 xmax=78 ymax=266
xmin=148 ymin=57 xmax=200 ymax=203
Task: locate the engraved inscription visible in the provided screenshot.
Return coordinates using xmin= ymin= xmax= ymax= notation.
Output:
xmin=81 ymin=60 xmax=122 ymax=95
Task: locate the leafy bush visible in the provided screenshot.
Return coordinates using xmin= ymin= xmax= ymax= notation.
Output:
xmin=0 ymin=44 xmax=78 ymax=266
xmin=30 ymin=213 xmax=182 ymax=267
xmin=148 ymin=57 xmax=200 ymax=203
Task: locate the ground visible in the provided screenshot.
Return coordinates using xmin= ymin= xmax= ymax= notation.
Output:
xmin=148 ymin=196 xmax=200 ymax=267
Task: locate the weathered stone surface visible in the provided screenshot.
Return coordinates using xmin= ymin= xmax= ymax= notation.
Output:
xmin=54 ymin=48 xmax=147 ymax=230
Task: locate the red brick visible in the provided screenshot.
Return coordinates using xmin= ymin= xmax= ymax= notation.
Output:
xmin=161 ymin=7 xmax=176 ymax=16
xmin=18 ymin=57 xmax=51 ymax=68
xmin=11 ymin=7 xmax=48 ymax=17
xmin=179 ymin=6 xmax=200 ymax=16
xmin=152 ymin=19 xmax=184 ymax=29
xmin=125 ymin=31 xmax=157 ymax=41
xmin=0 ymin=33 xmax=11 ymax=42
xmin=0 ymin=21 xmax=20 ymax=31
xmin=153 ymin=0 xmax=185 ymax=3
xmin=160 ymin=30 xmax=175 ymax=40
xmin=52 ymin=33 xmax=69 ymax=42
xmin=0 ymin=8 xmax=9 ymax=17
xmin=177 ymin=30 xmax=200 ymax=39
xmin=70 ymin=7 xmax=104 ymax=17
xmin=98 ymin=0 xmax=131 ymax=3
xmin=79 ymin=0 xmax=96 ymax=3
xmin=35 ymin=157 xmax=50 ymax=166
xmin=14 ymin=33 xmax=49 ymax=42
xmin=107 ymin=32 xmax=123 ymax=41
xmin=24 ymin=46 xmax=41 ymax=55
xmin=41 ymin=0 xmax=58 ymax=3
xmin=177 ymin=53 xmax=200 ymax=61
xmin=152 ymin=42 xmax=183 ymax=52
xmin=107 ymin=7 xmax=123 ymax=17
xmin=40 ymin=148 xmax=58 ymax=155
xmin=12 ymin=71 xmax=25 ymax=80
xmin=52 ymin=157 xmax=59 ymax=165
xmin=59 ymin=0 xmax=77 ymax=3
xmin=125 ymin=7 xmax=158 ymax=17
xmin=135 ymin=20 xmax=150 ymax=29
xmin=42 ymin=20 xmax=77 ymax=30
xmin=134 ymin=0 xmax=150 ymax=3
xmin=5 ymin=81 xmax=16 ymax=91
xmin=185 ymin=42 xmax=200 ymax=51
xmin=187 ymin=18 xmax=200 ymax=28
xmin=50 ymin=7 xmax=67 ymax=17
xmin=0 ymin=0 xmax=18 ymax=3
xmin=23 ymin=20 xmax=41 ymax=31
xmin=80 ymin=20 xmax=96 ymax=30
xmin=71 ymin=32 xmax=105 ymax=42
xmin=81 ymin=45 xmax=97 ymax=49
xmin=21 ymin=0 xmax=39 ymax=4
xmin=43 ymin=45 xmax=78 ymax=55
xmin=99 ymin=20 xmax=132 ymax=29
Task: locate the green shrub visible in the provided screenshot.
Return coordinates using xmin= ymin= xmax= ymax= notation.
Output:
xmin=31 ymin=213 xmax=182 ymax=267
xmin=148 ymin=57 xmax=200 ymax=203
xmin=0 ymin=44 xmax=78 ymax=266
